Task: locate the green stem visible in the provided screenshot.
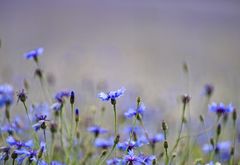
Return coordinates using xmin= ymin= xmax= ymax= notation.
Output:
xmin=113 ymin=104 xmax=117 ymax=136
xmin=23 ymin=102 xmax=31 ymax=122
xmin=170 ymin=103 xmax=186 ymax=154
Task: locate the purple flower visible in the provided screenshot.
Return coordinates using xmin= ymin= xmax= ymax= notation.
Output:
xmin=6 ymin=136 xmax=33 ymax=149
xmin=32 ymin=115 xmax=48 ymax=132
xmin=15 ymin=149 xmax=38 ymax=164
xmin=0 ymin=84 xmax=14 ymax=107
xmin=98 ymin=87 xmax=126 ymax=101
xmin=87 ymin=125 xmax=108 ymax=137
xmin=54 ymin=91 xmax=71 ymax=103
xmin=123 ymin=150 xmax=143 ymax=165
xmin=94 ymin=137 xmax=114 ymax=149
xmin=139 ymin=133 xmax=164 ymax=145
xmin=24 ymin=48 xmax=44 ymax=60
xmin=209 ymin=102 xmax=234 ymax=115
xmin=118 ymin=140 xmax=143 ymax=151
xmin=51 ymin=102 xmax=63 ymax=112
xmin=30 ymin=103 xmax=50 ymax=121
xmin=138 ymin=154 xmax=156 ymax=164
xmin=106 ymin=158 xmax=122 ymax=165
xmin=124 ymin=103 xmax=145 ymax=118
xmin=0 ymin=147 xmax=10 ymax=161
xmin=50 ymin=161 xmax=66 ymax=165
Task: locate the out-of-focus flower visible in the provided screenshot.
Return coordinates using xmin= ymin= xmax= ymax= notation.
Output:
xmin=139 ymin=133 xmax=164 ymax=145
xmin=124 ymin=103 xmax=145 ymax=118
xmin=123 ymin=150 xmax=143 ymax=165
xmin=0 ymin=84 xmax=14 ymax=108
xmin=107 ymin=158 xmax=122 ymax=165
xmin=0 ymin=147 xmax=10 ymax=162
xmin=98 ymin=87 xmax=125 ymax=102
xmin=32 ymin=115 xmax=48 ymax=132
xmin=30 ymin=103 xmax=50 ymax=121
xmin=15 ymin=149 xmax=38 ymax=164
xmin=209 ymin=103 xmax=234 ymax=115
xmin=54 ymin=91 xmax=71 ymax=103
xmin=24 ymin=48 xmax=44 ymax=60
xmin=87 ymin=125 xmax=107 ymax=138
xmin=118 ymin=140 xmax=143 ymax=151
xmin=6 ymin=136 xmax=33 ymax=149
xmin=203 ymin=84 xmax=214 ymax=97
xmin=94 ymin=137 xmax=114 ymax=149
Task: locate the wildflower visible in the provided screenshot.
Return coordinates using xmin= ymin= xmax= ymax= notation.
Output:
xmin=88 ymin=125 xmax=107 ymax=138
xmin=124 ymin=103 xmax=145 ymax=118
xmin=181 ymin=94 xmax=191 ymax=105
xmin=106 ymin=158 xmax=122 ymax=165
xmin=0 ymin=147 xmax=10 ymax=162
xmin=75 ymin=108 xmax=80 ymax=123
xmin=203 ymin=84 xmax=214 ymax=97
xmin=118 ymin=140 xmax=143 ymax=151
xmin=209 ymin=103 xmax=234 ymax=116
xmin=17 ymin=89 xmax=27 ymax=103
xmin=70 ymin=91 xmax=75 ymax=105
xmin=24 ymin=48 xmax=44 ymax=61
xmin=138 ymin=154 xmax=156 ymax=164
xmin=139 ymin=133 xmax=164 ymax=145
xmin=51 ymin=102 xmax=63 ymax=113
xmin=32 ymin=115 xmax=48 ymax=132
xmin=123 ymin=150 xmax=143 ymax=165
xmin=30 ymin=103 xmax=50 ymax=121
xmin=94 ymin=137 xmax=114 ymax=149
xmin=54 ymin=90 xmax=71 ymax=103
xmin=15 ymin=148 xmax=38 ymax=164
xmin=0 ymin=84 xmax=14 ymax=108
xmin=98 ymin=87 xmax=125 ymax=102
xmin=6 ymin=136 xmax=33 ymax=149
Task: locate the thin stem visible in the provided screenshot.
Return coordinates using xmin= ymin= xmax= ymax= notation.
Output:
xmin=12 ymin=159 xmax=15 ymax=165
xmin=170 ymin=103 xmax=186 ymax=154
xmin=165 ymin=148 xmax=169 ymax=165
xmin=113 ymin=104 xmax=117 ymax=136
xmin=23 ymin=102 xmax=31 ymax=122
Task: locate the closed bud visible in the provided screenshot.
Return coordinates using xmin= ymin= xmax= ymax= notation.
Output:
xmin=75 ymin=108 xmax=80 ymax=123
xmin=34 ymin=68 xmax=43 ymax=79
xmin=137 ymin=97 xmax=141 ymax=105
xmin=70 ymin=91 xmax=75 ymax=105
xmin=50 ymin=122 xmax=58 ymax=134
xmin=233 ymin=109 xmax=237 ymax=122
xmin=230 ymin=147 xmax=234 ymax=155
xmin=17 ymin=89 xmax=27 ymax=103
xmin=162 ymin=120 xmax=168 ymax=131
xmin=216 ymin=124 xmax=221 ymax=136
xmin=114 ymin=134 xmax=120 ymax=144
xmin=210 ymin=138 xmax=214 ymax=147
xmin=181 ymin=94 xmax=191 ymax=105
xmin=11 ymin=151 xmax=18 ymax=159
xmin=163 ymin=140 xmax=168 ymax=149
xmin=199 ymin=115 xmax=204 ymax=123
xmin=111 ymin=99 xmax=116 ymax=106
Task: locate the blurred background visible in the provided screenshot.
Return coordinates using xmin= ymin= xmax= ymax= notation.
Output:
xmin=1 ymin=0 xmax=240 ymax=122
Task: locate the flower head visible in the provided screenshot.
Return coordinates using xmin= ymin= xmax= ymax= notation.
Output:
xmin=209 ymin=103 xmax=234 ymax=115
xmin=54 ymin=91 xmax=71 ymax=103
xmin=0 ymin=84 xmax=14 ymax=107
xmin=24 ymin=48 xmax=44 ymax=60
xmin=124 ymin=103 xmax=145 ymax=118
xmin=32 ymin=115 xmax=48 ymax=132
xmin=6 ymin=136 xmax=33 ymax=149
xmin=123 ymin=150 xmax=143 ymax=164
xmin=87 ymin=125 xmax=107 ymax=138
xmin=98 ymin=87 xmax=125 ymax=102
xmin=94 ymin=137 xmax=114 ymax=149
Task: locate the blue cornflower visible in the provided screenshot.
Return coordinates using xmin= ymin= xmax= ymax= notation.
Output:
xmin=106 ymin=158 xmax=122 ymax=165
xmin=208 ymin=102 xmax=234 ymax=115
xmin=98 ymin=87 xmax=125 ymax=102
xmin=6 ymin=136 xmax=33 ymax=149
xmin=94 ymin=137 xmax=114 ymax=149
xmin=54 ymin=90 xmax=71 ymax=103
xmin=123 ymin=150 xmax=143 ymax=165
xmin=0 ymin=147 xmax=10 ymax=162
xmin=32 ymin=115 xmax=48 ymax=132
xmin=139 ymin=133 xmax=164 ymax=145
xmin=31 ymin=103 xmax=50 ymax=121
xmin=51 ymin=102 xmax=63 ymax=112
xmin=24 ymin=48 xmax=44 ymax=60
xmin=15 ymin=148 xmax=38 ymax=164
xmin=0 ymin=84 xmax=14 ymax=108
xmin=124 ymin=103 xmax=145 ymax=118
xmin=87 ymin=125 xmax=108 ymax=137
xmin=50 ymin=161 xmax=66 ymax=165
xmin=118 ymin=140 xmax=143 ymax=151
xmin=138 ymin=154 xmax=156 ymax=164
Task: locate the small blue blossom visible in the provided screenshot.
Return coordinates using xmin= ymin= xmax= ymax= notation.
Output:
xmin=124 ymin=103 xmax=145 ymax=118
xmin=98 ymin=87 xmax=126 ymax=101
xmin=0 ymin=84 xmax=14 ymax=108
xmin=54 ymin=91 xmax=71 ymax=103
xmin=139 ymin=133 xmax=164 ymax=145
xmin=87 ymin=125 xmax=108 ymax=137
xmin=32 ymin=115 xmax=48 ymax=132
xmin=24 ymin=48 xmax=44 ymax=60
xmin=51 ymin=102 xmax=63 ymax=112
xmin=123 ymin=150 xmax=143 ymax=165
xmin=106 ymin=158 xmax=122 ymax=165
xmin=0 ymin=147 xmax=10 ymax=161
xmin=94 ymin=137 xmax=114 ymax=149
xmin=138 ymin=154 xmax=156 ymax=164
xmin=209 ymin=103 xmax=234 ymax=116
xmin=30 ymin=103 xmax=50 ymax=121
xmin=6 ymin=136 xmax=33 ymax=149
xmin=118 ymin=140 xmax=143 ymax=151
xmin=15 ymin=148 xmax=38 ymax=164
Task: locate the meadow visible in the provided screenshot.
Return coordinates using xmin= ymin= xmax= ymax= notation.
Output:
xmin=0 ymin=48 xmax=239 ymax=165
